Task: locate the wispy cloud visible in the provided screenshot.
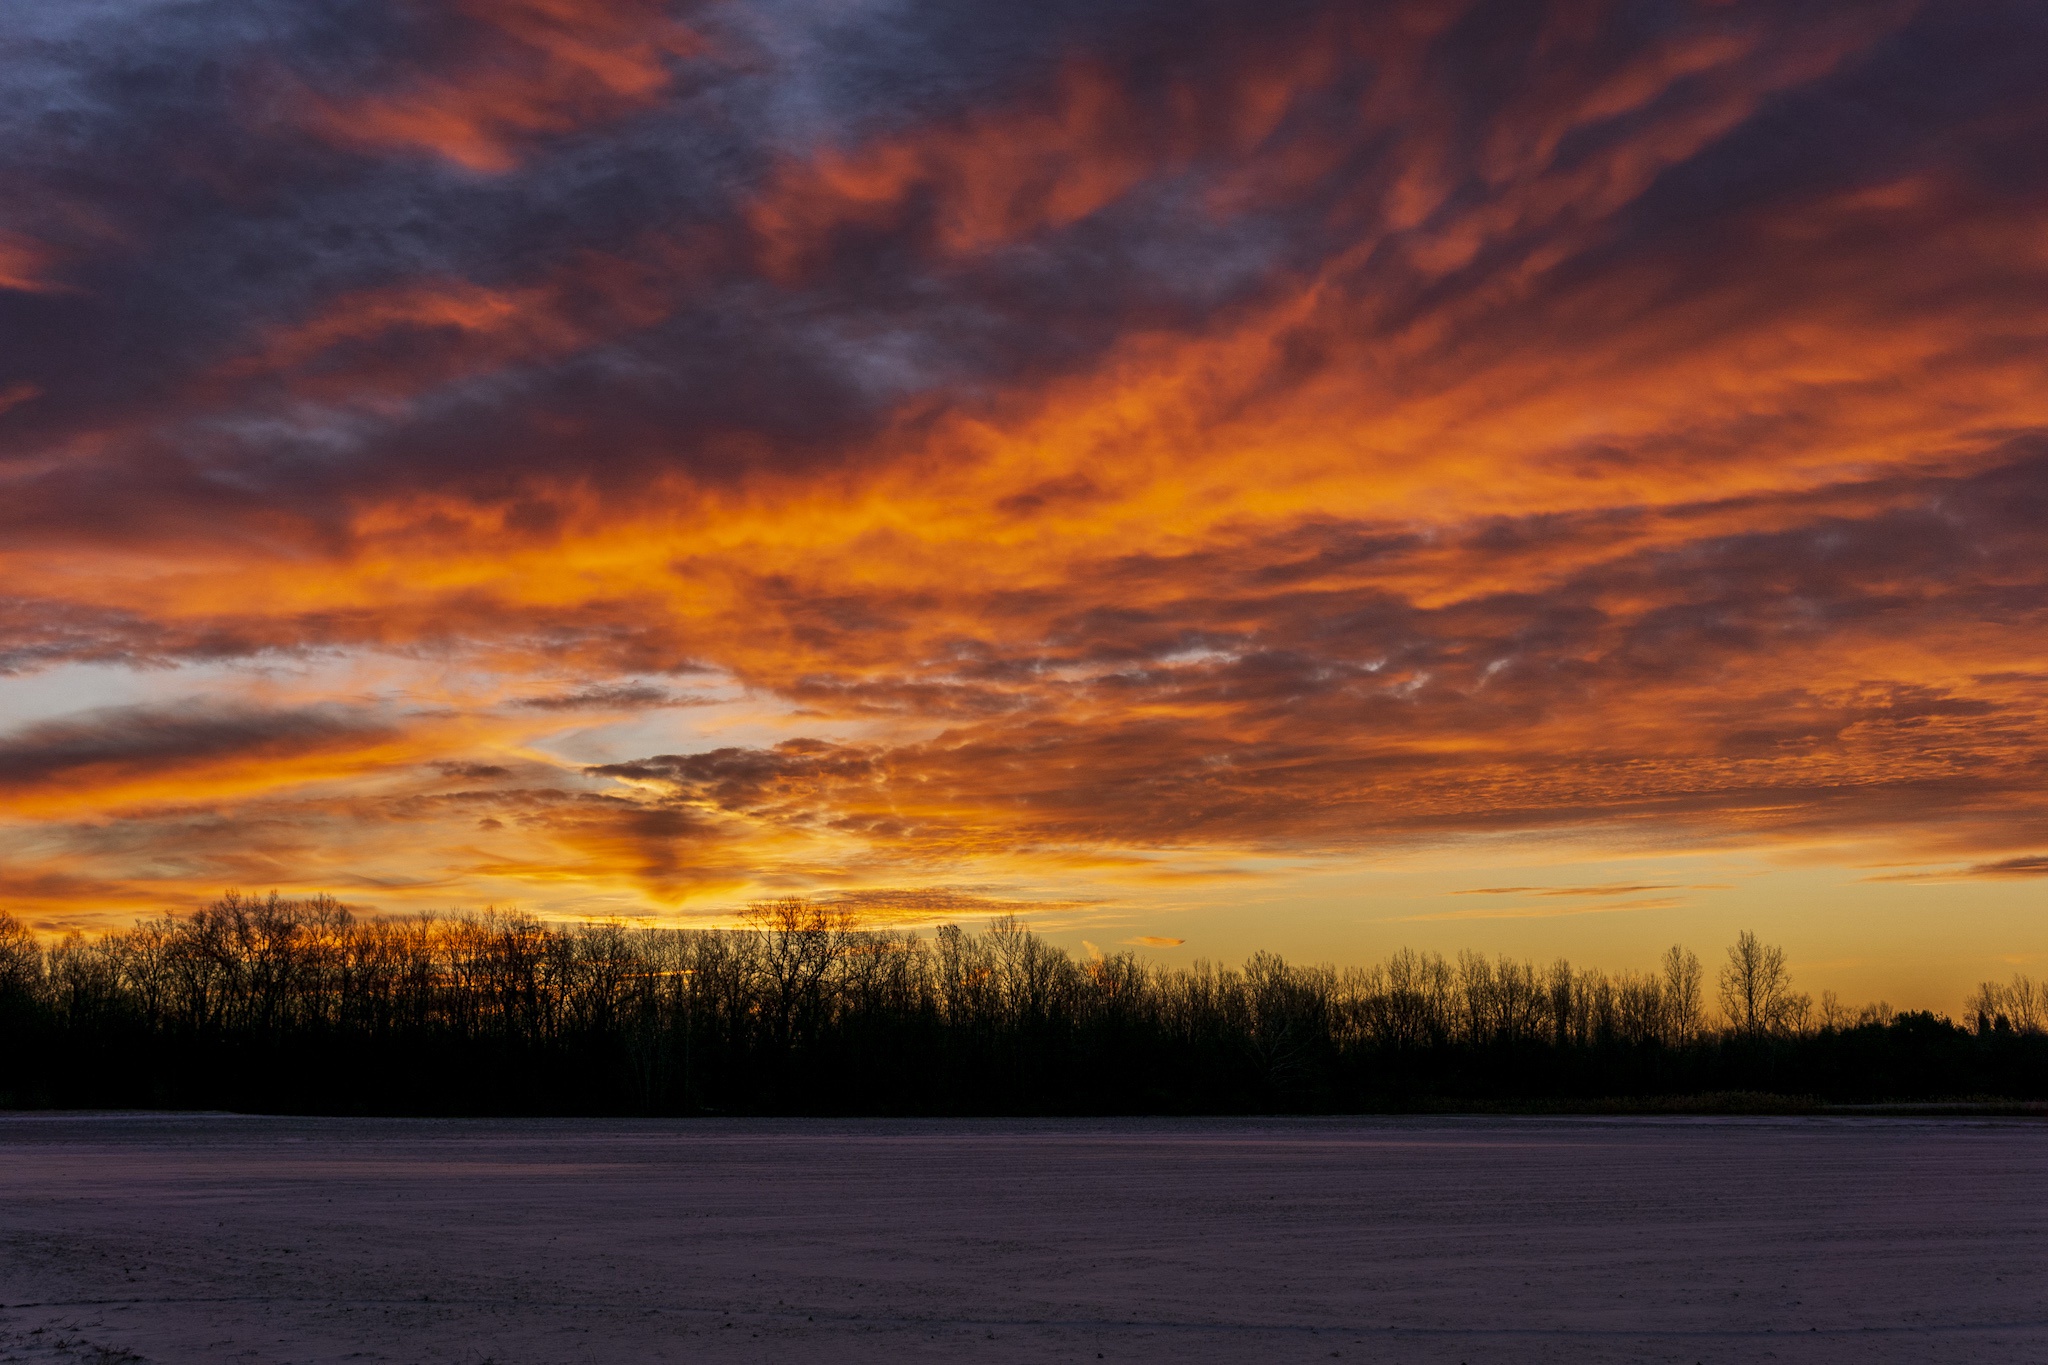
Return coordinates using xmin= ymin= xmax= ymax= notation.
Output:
xmin=1864 ymin=855 xmax=2048 ymax=883
xmin=510 ymin=684 xmax=688 ymax=712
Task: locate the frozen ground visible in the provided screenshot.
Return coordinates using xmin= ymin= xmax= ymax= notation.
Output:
xmin=1 ymin=1114 xmax=2044 ymax=1364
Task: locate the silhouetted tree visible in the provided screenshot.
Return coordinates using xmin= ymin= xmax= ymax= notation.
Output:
xmin=1967 ymin=974 xmax=2042 ymax=1035
xmin=1719 ymin=931 xmax=1800 ymax=1039
xmin=0 ymin=911 xmax=41 ymax=1003
xmin=4 ymin=896 xmax=2044 ymax=1113
xmin=1661 ymin=945 xmax=1704 ymax=1044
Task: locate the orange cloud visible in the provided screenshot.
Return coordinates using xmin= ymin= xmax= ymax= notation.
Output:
xmin=2 ymin=0 xmax=2044 ymax=972
xmin=748 ymin=61 xmax=1155 ymax=278
xmin=211 ymin=254 xmax=675 ymax=407
xmin=0 ymin=234 xmax=63 ymax=294
xmin=744 ymin=8 xmax=1381 ymax=279
xmin=296 ymin=0 xmax=701 ymax=172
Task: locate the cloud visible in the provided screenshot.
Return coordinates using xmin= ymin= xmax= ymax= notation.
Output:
xmin=509 ymin=683 xmax=680 ymax=711
xmin=0 ymin=234 xmax=65 ymax=294
xmin=1970 ymin=855 xmax=2048 ymax=878
xmin=1125 ymin=936 xmax=1185 ymax=947
xmin=587 ymin=740 xmax=881 ymax=815
xmin=1866 ymin=854 xmax=2048 ymax=883
xmin=1 ymin=1 xmax=2047 ymax=922
xmin=432 ymin=761 xmax=513 ymax=779
xmin=0 ymin=702 xmax=403 ymax=804
xmin=288 ymin=0 xmax=703 ymax=173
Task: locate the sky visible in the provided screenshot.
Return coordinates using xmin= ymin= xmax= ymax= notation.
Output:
xmin=1 ymin=0 xmax=2044 ymax=1008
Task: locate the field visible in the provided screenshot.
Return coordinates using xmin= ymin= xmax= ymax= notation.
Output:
xmin=3 ymin=1113 xmax=2044 ymax=1363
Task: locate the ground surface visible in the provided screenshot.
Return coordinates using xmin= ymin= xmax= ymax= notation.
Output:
xmin=1 ymin=1113 xmax=2044 ymax=1363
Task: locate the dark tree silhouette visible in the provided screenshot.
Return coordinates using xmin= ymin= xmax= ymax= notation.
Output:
xmin=1719 ymin=931 xmax=1807 ymax=1039
xmin=0 ymin=900 xmax=2041 ymax=1114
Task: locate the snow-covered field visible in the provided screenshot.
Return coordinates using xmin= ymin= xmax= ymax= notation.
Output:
xmin=2 ymin=1114 xmax=2043 ymax=1363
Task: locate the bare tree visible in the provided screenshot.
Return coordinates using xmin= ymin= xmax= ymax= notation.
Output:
xmin=1659 ymin=945 xmax=1703 ymax=1045
xmin=9 ymin=894 xmax=2026 ymax=1115
xmin=1373 ymin=948 xmax=1450 ymax=1048
xmin=1967 ymin=974 xmax=2042 ymax=1034
xmin=2012 ymin=975 xmax=2044 ymax=1033
xmin=1718 ymin=931 xmax=1798 ymax=1038
xmin=745 ymin=898 xmax=851 ymax=1052
xmin=1613 ymin=972 xmax=1664 ymax=1047
xmin=1818 ymin=990 xmax=1852 ymax=1031
xmin=1243 ymin=951 xmax=1327 ymax=1090
xmin=0 ymin=912 xmax=40 ymax=1003
xmin=987 ymin=915 xmax=1074 ymax=1023
xmin=1781 ymin=988 xmax=1814 ymax=1036
xmin=1455 ymin=951 xmax=1494 ymax=1044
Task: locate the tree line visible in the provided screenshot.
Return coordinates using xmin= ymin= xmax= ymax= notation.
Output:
xmin=2 ymin=895 xmax=2042 ymax=1114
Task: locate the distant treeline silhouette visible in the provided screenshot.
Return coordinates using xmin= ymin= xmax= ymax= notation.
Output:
xmin=2 ymin=895 xmax=2043 ymax=1114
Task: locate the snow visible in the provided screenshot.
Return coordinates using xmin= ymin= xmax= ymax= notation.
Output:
xmin=2 ymin=1113 xmax=2044 ymax=1362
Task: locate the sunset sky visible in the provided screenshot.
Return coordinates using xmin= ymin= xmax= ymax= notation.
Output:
xmin=2 ymin=0 xmax=2043 ymax=1008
